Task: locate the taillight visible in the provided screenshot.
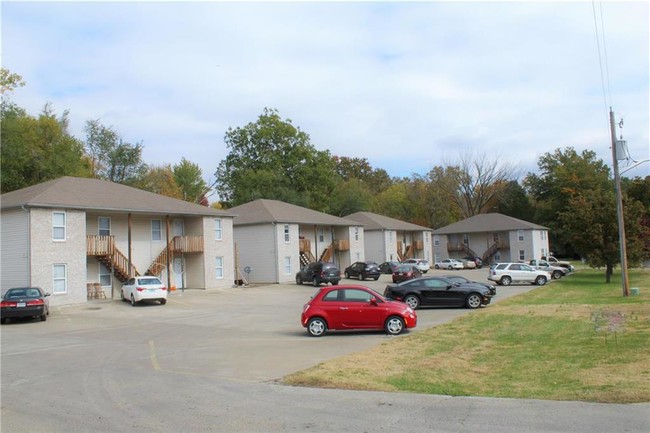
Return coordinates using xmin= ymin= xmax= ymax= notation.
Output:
xmin=1 ymin=301 xmax=17 ymax=307
xmin=26 ymin=299 xmax=44 ymax=306
xmin=161 ymin=287 xmax=167 ymax=291
xmin=136 ymin=287 xmax=144 ymax=292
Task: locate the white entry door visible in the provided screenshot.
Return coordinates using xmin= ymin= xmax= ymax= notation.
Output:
xmin=173 ymin=257 xmax=184 ymax=289
xmin=173 ymin=219 xmax=185 ymax=237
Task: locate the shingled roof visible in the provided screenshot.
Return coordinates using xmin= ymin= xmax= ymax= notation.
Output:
xmin=345 ymin=211 xmax=432 ymax=232
xmin=0 ymin=177 xmax=235 ymax=217
xmin=229 ymin=199 xmax=361 ymax=227
xmin=434 ymin=213 xmax=548 ymax=234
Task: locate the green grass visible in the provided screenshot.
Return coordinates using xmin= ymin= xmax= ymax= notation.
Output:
xmin=283 ymin=267 xmax=650 ymax=403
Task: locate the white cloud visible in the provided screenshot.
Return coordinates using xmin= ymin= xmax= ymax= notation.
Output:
xmin=3 ymin=1 xmax=648 ymax=183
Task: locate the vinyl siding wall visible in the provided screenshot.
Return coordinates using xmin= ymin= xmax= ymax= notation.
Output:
xmin=363 ymin=231 xmax=386 ymax=264
xmin=0 ymin=209 xmax=30 ymax=289
xmin=234 ymin=224 xmax=278 ymax=284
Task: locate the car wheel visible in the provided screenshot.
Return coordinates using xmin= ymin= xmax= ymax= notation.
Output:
xmin=307 ymin=317 xmax=327 ymax=337
xmin=358 ymin=273 xmax=364 ymax=281
xmin=552 ymin=270 xmax=563 ymax=280
xmin=41 ymin=313 xmax=47 ymax=321
xmin=344 ymin=271 xmax=350 ymax=279
xmin=160 ymin=299 xmax=167 ymax=305
xmin=0 ymin=317 xmax=6 ymax=324
xmin=373 ymin=276 xmax=379 ymax=281
xmin=312 ymin=277 xmax=319 ymax=287
xmin=296 ymin=275 xmax=303 ymax=285
xmin=332 ymin=281 xmax=339 ymax=286
xmin=466 ymin=293 xmax=482 ymax=309
xmin=535 ymin=275 xmax=548 ymax=285
xmin=404 ymin=294 xmax=420 ymax=310
xmin=385 ymin=316 xmax=405 ymax=335
xmin=131 ymin=294 xmax=137 ymax=306
xmin=434 ymin=265 xmax=440 ymax=269
xmin=500 ymin=276 xmax=512 ymax=286
xmin=121 ymin=290 xmax=127 ymax=302
xmin=448 ymin=265 xmax=453 ymax=270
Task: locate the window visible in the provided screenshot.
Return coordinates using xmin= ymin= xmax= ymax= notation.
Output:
xmin=151 ymin=219 xmax=162 ymax=241
xmin=354 ymin=227 xmax=359 ymax=241
xmin=318 ymin=228 xmax=324 ymax=242
xmin=434 ymin=236 xmax=440 ymax=247
xmin=98 ymin=217 xmax=111 ymax=236
xmin=53 ymin=264 xmax=67 ymax=294
xmin=284 ymin=224 xmax=290 ymax=243
xmin=99 ymin=263 xmax=112 ymax=287
xmin=215 ymin=256 xmax=224 ymax=279
xmin=518 ymin=230 xmax=524 ymax=242
xmin=540 ymin=231 xmax=546 ymax=240
xmin=463 ymin=234 xmax=469 ymax=245
xmin=494 ymin=252 xmax=501 ymax=261
xmin=343 ymin=289 xmax=374 ymax=302
xmin=215 ymin=218 xmax=223 ymax=241
xmin=519 ymin=250 xmax=525 ymax=261
xmin=284 ymin=256 xmax=291 ymax=274
xmin=493 ymin=233 xmax=499 ymax=243
xmin=323 ymin=290 xmax=340 ymax=301
xmin=541 ymin=248 xmax=547 ymax=258
xmin=388 ymin=231 xmax=393 ymax=243
xmin=52 ymin=211 xmax=66 ymax=241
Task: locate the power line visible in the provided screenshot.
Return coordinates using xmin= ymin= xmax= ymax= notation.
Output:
xmin=591 ymin=0 xmax=610 ymax=116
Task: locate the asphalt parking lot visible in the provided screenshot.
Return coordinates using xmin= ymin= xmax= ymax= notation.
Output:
xmin=3 ymin=269 xmax=649 ymax=433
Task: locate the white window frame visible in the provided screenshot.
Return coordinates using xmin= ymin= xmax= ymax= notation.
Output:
xmin=318 ymin=228 xmax=324 ymax=242
xmin=388 ymin=231 xmax=393 ymax=243
xmin=215 ymin=218 xmax=223 ymax=241
xmin=518 ymin=230 xmax=524 ymax=242
xmin=463 ymin=234 xmax=469 ymax=245
xmin=434 ymin=236 xmax=440 ymax=247
xmin=98 ymin=216 xmax=111 ymax=236
xmin=284 ymin=256 xmax=292 ymax=275
xmin=53 ymin=264 xmax=67 ymax=294
xmin=354 ymin=227 xmax=359 ymax=241
xmin=151 ymin=219 xmax=162 ymax=241
xmin=519 ymin=250 xmax=526 ymax=261
xmin=215 ymin=256 xmax=224 ymax=279
xmin=284 ymin=224 xmax=290 ymax=243
xmin=52 ymin=211 xmax=66 ymax=241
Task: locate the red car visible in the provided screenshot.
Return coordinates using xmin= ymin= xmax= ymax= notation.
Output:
xmin=301 ymin=284 xmax=417 ymax=337
xmin=392 ymin=264 xmax=423 ymax=283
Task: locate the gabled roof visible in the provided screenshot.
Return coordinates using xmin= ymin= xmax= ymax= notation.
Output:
xmin=433 ymin=213 xmax=548 ymax=234
xmin=345 ymin=211 xmax=432 ymax=232
xmin=0 ymin=177 xmax=235 ymax=217
xmin=229 ymin=199 xmax=361 ymax=227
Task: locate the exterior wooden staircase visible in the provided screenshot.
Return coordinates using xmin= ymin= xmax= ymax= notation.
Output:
xmin=482 ymin=240 xmax=509 ymax=263
xmin=87 ymin=236 xmax=139 ymax=283
xmin=146 ymin=236 xmax=204 ymax=276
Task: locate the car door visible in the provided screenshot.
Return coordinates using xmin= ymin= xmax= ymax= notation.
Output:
xmin=339 ymin=288 xmax=383 ymax=328
xmin=318 ymin=289 xmax=346 ymax=329
xmin=420 ymin=278 xmax=459 ymax=306
xmin=122 ymin=278 xmax=136 ymax=298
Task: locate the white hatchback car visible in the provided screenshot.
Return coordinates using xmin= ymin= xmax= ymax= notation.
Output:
xmin=401 ymin=259 xmax=430 ymax=273
xmin=488 ymin=263 xmax=551 ymax=286
xmin=121 ymin=276 xmax=168 ymax=306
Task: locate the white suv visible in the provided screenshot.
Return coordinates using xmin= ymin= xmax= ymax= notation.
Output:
xmin=401 ymin=259 xmax=430 ymax=274
xmin=488 ymin=263 xmax=551 ymax=286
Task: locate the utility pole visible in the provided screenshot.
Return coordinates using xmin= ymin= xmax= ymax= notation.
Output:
xmin=609 ymin=108 xmax=630 ymax=297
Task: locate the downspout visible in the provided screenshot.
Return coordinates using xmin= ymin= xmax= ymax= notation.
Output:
xmin=273 ymin=222 xmax=279 ymax=283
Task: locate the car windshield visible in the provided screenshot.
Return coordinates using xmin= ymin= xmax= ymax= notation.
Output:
xmin=5 ymin=288 xmax=41 ymax=298
xmin=396 ymin=265 xmax=413 ymax=272
xmin=138 ymin=278 xmax=162 ymax=285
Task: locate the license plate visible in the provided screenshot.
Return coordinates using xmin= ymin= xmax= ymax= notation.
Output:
xmin=17 ymin=302 xmax=26 ymax=307
xmin=148 ymin=289 xmax=158 ymax=292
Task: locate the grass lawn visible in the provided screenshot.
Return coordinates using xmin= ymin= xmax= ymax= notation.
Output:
xmin=282 ymin=266 xmax=650 ymax=403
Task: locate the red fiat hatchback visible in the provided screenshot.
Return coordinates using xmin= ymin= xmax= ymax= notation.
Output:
xmin=301 ymin=284 xmax=417 ymax=337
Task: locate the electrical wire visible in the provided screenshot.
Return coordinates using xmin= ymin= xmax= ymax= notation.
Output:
xmin=591 ymin=0 xmax=610 ymax=119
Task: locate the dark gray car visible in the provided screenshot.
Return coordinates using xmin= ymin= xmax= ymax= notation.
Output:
xmin=296 ymin=262 xmax=341 ymax=287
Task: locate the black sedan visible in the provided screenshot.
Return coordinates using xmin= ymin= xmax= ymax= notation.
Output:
xmin=383 ymin=277 xmax=493 ymax=310
xmin=441 ymin=275 xmax=497 ymax=296
xmin=344 ymin=261 xmax=381 ymax=281
xmin=1 ymin=287 xmax=50 ymax=324
xmin=379 ymin=261 xmax=400 ymax=274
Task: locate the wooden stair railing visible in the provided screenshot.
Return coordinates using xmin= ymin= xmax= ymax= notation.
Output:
xmin=300 ymin=251 xmax=316 ymax=267
xmin=146 ymin=236 xmax=204 ymax=276
xmin=87 ymin=236 xmax=139 ymax=283
xmin=319 ymin=244 xmax=333 ymax=263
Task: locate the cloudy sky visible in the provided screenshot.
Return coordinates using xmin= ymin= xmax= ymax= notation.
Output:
xmin=3 ymin=1 xmax=649 ymax=186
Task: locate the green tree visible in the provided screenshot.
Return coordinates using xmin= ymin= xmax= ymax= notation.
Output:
xmin=558 ymin=188 xmax=649 ymax=282
xmin=329 ymin=179 xmax=373 ymax=217
xmin=332 ymin=156 xmax=393 ymax=194
xmin=524 ymin=147 xmax=612 ymax=256
xmin=215 ymin=108 xmax=338 ymax=211
xmin=491 ymin=180 xmax=535 ymax=221
xmin=136 ymin=165 xmax=183 ymax=199
xmin=1 ymin=102 xmax=91 ymax=193
xmin=0 ymin=68 xmax=25 ymax=95
xmin=84 ymin=119 xmax=147 ymax=185
xmin=173 ymin=158 xmax=208 ymax=203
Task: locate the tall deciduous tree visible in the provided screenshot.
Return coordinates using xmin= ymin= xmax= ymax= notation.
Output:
xmin=524 ymin=147 xmax=611 ymax=256
xmin=215 ymin=108 xmax=338 ymax=211
xmin=1 ymin=102 xmax=91 ymax=193
xmin=173 ymin=158 xmax=208 ymax=203
xmin=330 ymin=179 xmax=373 ymax=217
xmin=84 ymin=119 xmax=147 ymax=185
xmin=136 ymin=165 xmax=183 ymax=199
xmin=332 ymin=156 xmax=393 ymax=194
xmin=0 ymin=68 xmax=25 ymax=94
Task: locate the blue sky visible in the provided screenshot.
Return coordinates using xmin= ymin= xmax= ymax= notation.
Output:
xmin=2 ymin=1 xmax=649 ymax=188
